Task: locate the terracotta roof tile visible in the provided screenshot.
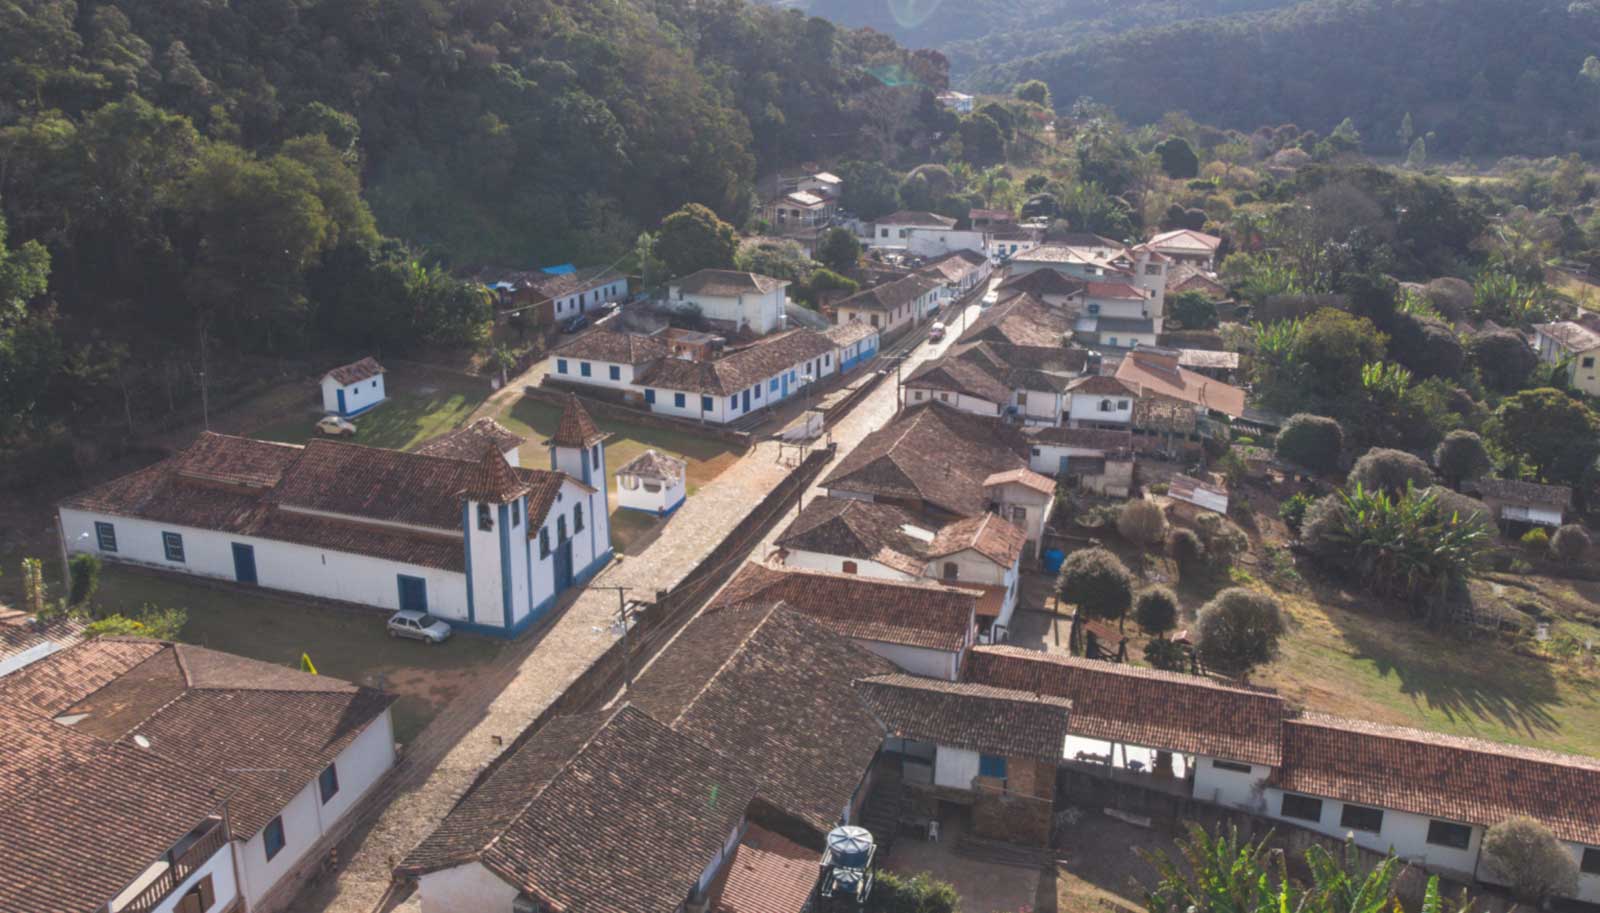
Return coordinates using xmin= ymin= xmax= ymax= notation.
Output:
xmin=1116 ymin=347 xmax=1246 ymax=418
xmin=982 ymin=467 xmax=1056 ymax=495
xmin=460 ymin=446 xmax=534 ymax=503
xmin=617 ymin=449 xmax=686 ymax=482
xmin=323 ymin=357 xmax=385 ymax=385
xmin=674 ymin=269 xmax=788 ymax=297
xmin=877 ymin=210 xmax=957 ymax=228
xmin=825 ymin=320 xmax=879 ymax=346
xmin=415 ymin=418 xmax=524 ymax=461
xmin=637 ymin=330 xmax=836 ymax=396
xmin=959 ymin=293 xmax=1075 ymax=348
xmin=966 ymin=646 xmax=1286 ymax=766
xmin=1469 ymin=477 xmax=1573 ymax=509
xmin=553 ymin=328 xmax=671 ymax=366
xmin=710 ymin=824 xmax=820 ymax=913
xmin=1535 ymin=320 xmax=1600 ymax=352
xmin=855 ymin=673 xmax=1072 ymax=762
xmin=1027 ymin=426 xmax=1135 ymax=453
xmin=996 ymin=269 xmax=1087 ymax=298
xmin=835 ymin=275 xmax=941 ymax=313
xmin=713 ymin=563 xmax=975 ymax=653
xmin=1275 ymin=714 xmax=1600 ymax=844
xmin=926 ymin=513 xmax=1026 ymax=567
xmin=1068 ymin=375 xmax=1141 ymax=397
xmin=401 ymin=705 xmax=758 ymax=913
xmin=776 ymin=499 xmax=929 ymax=577
xmin=905 ymin=356 xmax=1012 ymax=405
xmin=631 ymin=605 xmax=893 ymax=831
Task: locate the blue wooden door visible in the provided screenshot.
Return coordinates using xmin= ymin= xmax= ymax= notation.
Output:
xmin=1059 ymin=456 xmax=1071 ymax=476
xmin=397 ymin=575 xmax=428 ymax=612
xmin=553 ymin=540 xmax=574 ymax=592
xmin=741 ymin=389 xmax=751 ymax=412
xmin=644 ymin=388 xmax=655 ymax=405
xmin=336 ymin=388 xmax=346 ymax=415
xmin=781 ymin=373 xmax=789 ymax=398
xmin=232 ymin=544 xmax=258 ymax=585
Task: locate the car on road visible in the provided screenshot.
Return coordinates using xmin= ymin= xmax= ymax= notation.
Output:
xmin=928 ymin=321 xmax=946 ymax=343
xmin=387 ymin=610 xmax=453 ymax=644
xmin=562 ymin=313 xmax=590 ymax=334
xmin=316 ymin=415 xmax=357 ymax=437
xmin=981 ymin=290 xmax=999 ymax=308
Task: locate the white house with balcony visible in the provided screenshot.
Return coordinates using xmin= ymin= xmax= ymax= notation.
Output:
xmin=668 ymin=269 xmax=790 ymax=335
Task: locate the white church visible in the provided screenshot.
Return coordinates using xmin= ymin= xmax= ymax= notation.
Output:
xmin=57 ymin=397 xmax=612 ymax=637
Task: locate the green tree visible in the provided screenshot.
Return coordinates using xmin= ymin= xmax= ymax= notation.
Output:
xmin=1491 ymin=388 xmax=1600 ymax=484
xmin=1169 ymin=291 xmax=1217 ymax=330
xmin=1056 ymin=547 xmax=1134 ymax=630
xmin=1298 ymin=308 xmax=1388 ymax=413
xmin=1155 ymin=136 xmax=1199 ymax=179
xmin=0 ymin=206 xmax=55 ymax=434
xmin=959 ymin=112 xmax=1006 ymax=166
xmin=836 ymin=161 xmax=902 ymax=222
xmin=816 ymin=227 xmax=863 ymax=273
xmin=655 ymin=203 xmax=738 ymax=278
xmin=1348 ymin=447 xmax=1435 ymax=496
xmin=1404 ymin=137 xmax=1427 ymax=170
xmin=1466 ymin=329 xmax=1537 ymax=392
xmin=1433 ymin=430 xmax=1491 ymax=489
xmin=85 ymin=604 xmax=188 ymax=640
xmin=1481 ymin=818 xmax=1579 ymax=903
xmin=68 ymin=553 xmax=101 ymax=606
xmin=1195 ymin=589 xmax=1285 ymax=679
xmin=1275 ymin=414 xmax=1344 ymax=474
xmin=1134 ymin=586 xmax=1179 ymax=638
xmin=1013 ymin=79 xmax=1052 ymax=108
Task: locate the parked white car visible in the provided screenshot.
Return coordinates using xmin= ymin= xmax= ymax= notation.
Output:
xmin=387 ymin=610 xmax=453 ymax=644
xmin=317 ymin=415 xmax=357 ymax=436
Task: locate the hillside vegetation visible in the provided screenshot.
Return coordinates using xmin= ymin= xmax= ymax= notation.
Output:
xmin=967 ymin=0 xmax=1600 ymax=158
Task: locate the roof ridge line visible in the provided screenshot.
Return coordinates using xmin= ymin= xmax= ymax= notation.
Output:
xmin=480 ymin=706 xmax=623 ymax=865
xmin=667 ymin=605 xmax=778 ymax=730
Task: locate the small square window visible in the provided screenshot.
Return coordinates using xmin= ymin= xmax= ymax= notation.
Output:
xmin=1584 ymin=356 xmax=1596 ymax=369
xmin=372 ymin=380 xmax=378 ymax=388
xmin=557 ymin=359 xmax=569 ymax=374
xmin=769 ymin=379 xmax=779 ymax=392
xmin=319 ymin=763 xmax=340 ymax=803
xmin=264 ymin=816 xmax=287 ymax=860
xmin=673 ymin=392 xmax=686 ymax=408
xmin=1339 ymin=803 xmax=1384 ymax=833
xmin=95 ymin=522 xmax=117 ymax=553
xmin=701 ymin=395 xmax=713 ymax=412
xmin=1426 ymin=820 xmax=1472 ymax=850
xmin=609 ymin=365 xmax=621 ymax=380
xmin=1582 ymin=847 xmax=1600 ymax=876
xmin=574 ymin=503 xmax=585 ymax=533
xmin=580 ymin=362 xmax=592 ymax=378
xmin=163 ymin=532 xmax=185 ymax=563
xmin=729 ymin=396 xmax=738 ymax=409
xmin=1280 ymin=794 xmax=1323 ymax=822
xmin=754 ymin=385 xmax=762 ymax=399
xmin=979 ymin=754 xmax=1007 ymax=779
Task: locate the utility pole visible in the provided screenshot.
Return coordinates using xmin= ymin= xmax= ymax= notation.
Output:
xmin=595 ymin=586 xmax=636 ymax=691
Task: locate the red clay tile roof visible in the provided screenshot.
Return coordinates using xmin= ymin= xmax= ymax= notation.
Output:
xmin=836 ymin=274 xmax=941 ymax=312
xmin=0 ymin=639 xmax=393 ymax=839
xmin=959 ymin=293 xmax=1076 ymax=348
xmin=617 ymin=448 xmax=686 ymax=482
xmin=877 ymin=210 xmax=958 ymax=228
xmin=982 ymin=467 xmax=1056 ymax=495
xmin=324 ymin=356 xmax=385 ymax=385
xmin=710 ymin=824 xmax=821 ymax=913
xmin=775 ymin=498 xmax=929 ymax=577
xmin=966 ymin=646 xmax=1286 ymax=766
xmin=926 ymin=513 xmax=1026 ymax=568
xmin=173 ymin=431 xmax=303 ymax=488
xmin=822 ymin=401 xmax=1032 ymax=518
xmin=1535 ymin=320 xmax=1600 ymax=352
xmin=460 ymin=446 xmax=535 ymax=503
xmin=1081 ymin=281 xmax=1148 ymax=301
xmin=400 ymin=705 xmax=758 ymax=913
xmin=553 ymin=328 xmax=671 ymax=366
xmin=1067 ymin=375 xmax=1141 ymax=397
xmin=637 ymin=329 xmax=837 ymax=396
xmin=0 ymin=611 xmax=85 ymax=674
xmin=415 ymin=418 xmax=525 ymax=461
xmin=905 ymin=356 xmax=1012 ymax=405
xmin=855 ymin=673 xmax=1073 ymax=763
xmin=673 ymin=269 xmax=789 ymax=297
xmin=1149 ymin=229 xmax=1222 ymax=252
xmin=1275 ymin=714 xmax=1600 ymax=844
xmin=526 ymin=266 xmax=624 ymax=300
xmin=714 ymin=563 xmax=975 ymax=653
xmin=549 ymin=394 xmax=607 ymax=450
xmin=1027 ymin=426 xmax=1135 ymax=453
xmin=825 ymin=320 xmax=879 ymax=346
xmin=996 ymin=269 xmax=1087 ymax=299
xmin=1116 ymin=348 xmax=1246 ymax=418
xmin=1469 ymin=477 xmax=1573 ymax=510
xmin=631 ymin=605 xmax=893 ymax=831
xmin=1176 ymin=349 xmax=1240 ymax=371
xmin=0 ymin=704 xmax=229 ymax=913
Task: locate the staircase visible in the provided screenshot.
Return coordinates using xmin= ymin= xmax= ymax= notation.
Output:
xmin=860 ymin=775 xmax=908 ymax=854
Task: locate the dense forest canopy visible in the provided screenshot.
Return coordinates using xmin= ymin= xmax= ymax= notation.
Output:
xmin=968 ymin=0 xmax=1600 ymax=158
xmin=0 ymin=0 xmax=944 ymax=447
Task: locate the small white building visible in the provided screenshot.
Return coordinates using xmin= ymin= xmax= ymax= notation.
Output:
xmin=1065 ymin=375 xmax=1141 ymax=427
xmin=937 ymin=90 xmax=975 ymax=114
xmin=832 ymin=274 xmax=943 ymax=336
xmin=668 ymin=269 xmax=790 ymax=335
xmin=1148 ymin=229 xmax=1223 ymax=271
xmin=320 ymin=357 xmax=386 ymax=417
xmin=616 ymin=449 xmax=687 ymax=516
xmin=867 ymin=210 xmax=958 ymax=249
xmin=906 ymin=227 xmax=989 ymax=259
xmin=1532 ymin=320 xmax=1600 ymax=397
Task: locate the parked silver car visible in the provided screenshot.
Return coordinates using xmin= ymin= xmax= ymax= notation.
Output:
xmin=386 ymin=610 xmax=452 ymax=644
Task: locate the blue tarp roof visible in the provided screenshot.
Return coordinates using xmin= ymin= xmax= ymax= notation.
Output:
xmin=541 ymin=263 xmax=576 ymax=275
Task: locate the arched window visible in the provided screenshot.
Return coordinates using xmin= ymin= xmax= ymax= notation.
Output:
xmin=539 ymin=528 xmax=551 ymax=558
xmin=574 ymin=503 xmax=585 ymax=533
xmin=477 ymin=503 xmax=494 ymax=532
xmin=842 ymin=561 xmax=858 ymax=574
xmin=557 ymin=516 xmax=568 ymax=542
xmin=1099 ymin=399 xmax=1114 ymax=412
xmin=943 ymin=562 xmax=959 ymax=580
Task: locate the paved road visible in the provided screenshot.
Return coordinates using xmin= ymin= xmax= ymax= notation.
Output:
xmin=296 ymin=290 xmax=984 ymax=913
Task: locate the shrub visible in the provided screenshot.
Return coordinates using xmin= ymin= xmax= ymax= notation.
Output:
xmin=1274 ymin=414 xmax=1344 ymax=474
xmin=1134 ymin=586 xmax=1180 ymax=637
xmin=1194 ymin=513 xmax=1249 ymax=570
xmin=1117 ymin=499 xmax=1167 ymax=549
xmin=1481 ymin=817 xmax=1579 ymax=902
xmin=1520 ymin=527 xmax=1551 ymax=554
xmin=1144 ymin=637 xmax=1189 ymax=672
xmin=1168 ymin=528 xmax=1206 ymax=580
xmin=68 ymin=553 xmax=101 ymax=606
xmin=1278 ymin=492 xmax=1314 ymax=534
xmin=1551 ymin=524 xmax=1592 ymax=564
xmin=1347 ymin=448 xmax=1434 ymax=497
xmin=869 ymin=871 xmax=959 ymax=913
xmin=1467 ymin=329 xmax=1538 ymax=393
xmin=1055 ymin=547 xmax=1134 ymax=628
xmin=1432 ymin=430 xmax=1490 ymax=489
xmin=1195 ymin=588 xmax=1285 ymax=679
xmin=84 ymin=604 xmax=187 ymax=641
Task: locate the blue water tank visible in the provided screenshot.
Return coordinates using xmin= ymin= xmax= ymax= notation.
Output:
xmin=826 ymin=825 xmax=873 ymax=868
xmin=1042 ymin=548 xmax=1066 ymax=574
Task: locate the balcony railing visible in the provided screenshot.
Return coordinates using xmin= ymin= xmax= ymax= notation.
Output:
xmin=119 ymin=818 xmax=229 ymax=913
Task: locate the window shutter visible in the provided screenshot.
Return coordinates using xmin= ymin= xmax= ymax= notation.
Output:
xmin=198 ymin=874 xmax=215 ymax=909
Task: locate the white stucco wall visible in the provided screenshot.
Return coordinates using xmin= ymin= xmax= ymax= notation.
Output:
xmin=1015 ymin=389 xmax=1062 ymax=424
xmin=675 ymin=288 xmax=787 ymax=335
xmin=551 ymin=355 xmax=637 ymax=390
xmin=907 ymin=229 xmax=988 ymax=258
xmin=904 ymin=387 xmax=1002 ymax=416
xmin=321 ymin=374 xmax=387 ymax=416
xmin=134 ymin=837 xmax=238 ymax=913
xmin=233 ymin=709 xmax=395 ymax=909
xmin=617 ymin=473 xmax=686 ymax=514
xmin=860 ymin=639 xmax=961 ymax=681
xmin=781 ymin=549 xmax=918 ymax=582
xmin=934 ymin=744 xmax=982 ymax=791
xmin=1068 ymin=394 xmax=1133 ymax=424
xmin=1263 ymin=789 xmax=1482 ymax=880
xmin=61 ymin=509 xmax=468 ymax=622
xmin=986 ymin=485 xmax=1054 ymax=552
xmin=551 ymin=278 xmax=628 ymax=318
xmin=1191 ymin=758 xmax=1271 ymax=812
xmin=418 ymin=862 xmax=522 ymax=913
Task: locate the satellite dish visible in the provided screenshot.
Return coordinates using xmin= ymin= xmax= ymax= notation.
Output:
xmin=133 ymin=734 xmax=151 ymax=749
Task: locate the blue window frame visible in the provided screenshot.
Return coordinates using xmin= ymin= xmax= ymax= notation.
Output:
xmin=728 ymin=396 xmax=737 ymax=410
xmin=372 ymin=380 xmax=378 ymax=388
xmin=609 ymin=365 xmax=621 ymax=381
xmin=94 ymin=521 xmax=117 ymax=553
xmin=318 ymin=764 xmax=340 ymax=803
xmin=264 ymin=816 xmax=286 ymax=860
xmin=580 ymin=362 xmax=592 ymax=377
xmin=979 ymin=754 xmax=1008 ymax=779
xmin=825 ymin=354 xmax=832 ymax=365
xmin=769 ymin=378 xmax=779 ymax=392
xmin=753 ymin=385 xmax=762 ymax=399
xmin=557 ymin=359 xmax=569 ymax=374
xmin=789 ymin=370 xmax=797 ymax=382
xmin=701 ymin=395 xmax=713 ymax=412
xmin=511 ymin=499 xmax=521 ymax=527
xmin=162 ymin=532 xmax=185 ymax=563
xmin=674 ymin=392 xmax=686 ymax=408
xmin=645 ymin=389 xmax=656 ymax=405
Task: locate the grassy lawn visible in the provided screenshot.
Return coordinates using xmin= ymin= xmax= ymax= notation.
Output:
xmin=1549 ymin=269 xmax=1600 ymax=313
xmin=498 ymin=398 xmax=741 ymax=501
xmin=90 ymin=566 xmax=508 ymax=744
xmin=250 ymin=368 xmax=491 ymax=451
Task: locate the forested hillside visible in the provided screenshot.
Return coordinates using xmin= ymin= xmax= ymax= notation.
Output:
xmin=0 ymin=0 xmax=937 ymax=450
xmin=968 ymin=0 xmax=1600 ymax=157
